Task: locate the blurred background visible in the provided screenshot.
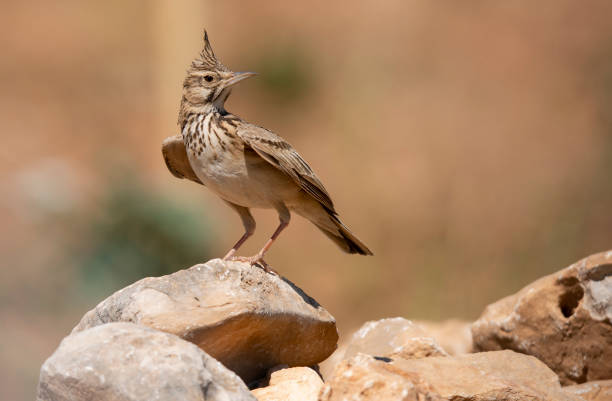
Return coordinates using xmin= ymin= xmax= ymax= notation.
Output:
xmin=2 ymin=1 xmax=612 ymax=399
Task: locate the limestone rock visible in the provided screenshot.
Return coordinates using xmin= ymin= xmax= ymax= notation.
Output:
xmin=319 ymin=353 xmax=442 ymax=401
xmin=37 ymin=322 xmax=255 ymax=401
xmin=563 ymin=380 xmax=612 ymax=401
xmin=73 ymin=259 xmax=338 ymax=383
xmin=385 ymin=336 xmax=448 ymax=360
xmin=415 ymin=319 xmax=473 ymax=355
xmin=319 ymin=317 xmax=447 ymax=380
xmin=472 ymin=250 xmax=612 ymax=384
xmin=321 ymin=350 xmax=581 ymax=401
xmin=342 ymin=317 xmax=447 ymax=360
xmin=251 ymin=367 xmax=323 ymax=401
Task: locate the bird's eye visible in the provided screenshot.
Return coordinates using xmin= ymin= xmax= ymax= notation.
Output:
xmin=204 ymin=75 xmax=214 ymax=82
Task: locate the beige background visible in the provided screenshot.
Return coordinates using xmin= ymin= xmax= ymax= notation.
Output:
xmin=2 ymin=1 xmax=612 ymax=399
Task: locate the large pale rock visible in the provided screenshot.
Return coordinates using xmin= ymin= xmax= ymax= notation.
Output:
xmin=472 ymin=250 xmax=612 ymax=384
xmin=320 ymin=350 xmax=581 ymax=401
xmin=251 ymin=367 xmax=323 ymax=401
xmin=563 ymin=380 xmax=612 ymax=401
xmin=37 ymin=323 xmax=255 ymax=401
xmin=73 ymin=259 xmax=338 ymax=383
xmin=319 ymin=317 xmax=447 ymax=380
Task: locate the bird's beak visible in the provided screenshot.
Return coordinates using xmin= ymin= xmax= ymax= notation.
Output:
xmin=223 ymin=71 xmax=256 ymax=89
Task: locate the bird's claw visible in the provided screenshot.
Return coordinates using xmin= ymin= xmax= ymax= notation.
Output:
xmin=224 ymin=255 xmax=278 ymax=275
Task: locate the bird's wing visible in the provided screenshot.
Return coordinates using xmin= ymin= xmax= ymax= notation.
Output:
xmin=237 ymin=124 xmax=335 ymax=212
xmin=161 ymin=135 xmax=204 ymax=185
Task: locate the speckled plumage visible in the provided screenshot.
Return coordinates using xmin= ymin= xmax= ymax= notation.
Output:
xmin=171 ymin=31 xmax=372 ymax=269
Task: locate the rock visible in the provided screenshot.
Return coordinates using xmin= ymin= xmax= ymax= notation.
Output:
xmin=384 ymin=336 xmax=448 ymax=360
xmin=72 ymin=259 xmax=338 ymax=384
xmin=472 ymin=250 xmax=612 ymax=385
xmin=342 ymin=317 xmax=448 ymax=360
xmin=320 ymin=350 xmax=581 ymax=401
xmin=415 ymin=319 xmax=473 ymax=355
xmin=563 ymin=380 xmax=612 ymax=401
xmin=319 ymin=317 xmax=447 ymax=380
xmin=320 ymin=353 xmax=442 ymax=401
xmin=251 ymin=367 xmax=323 ymax=401
xmin=37 ymin=322 xmax=255 ymax=401
xmin=318 ymin=343 xmax=347 ymax=382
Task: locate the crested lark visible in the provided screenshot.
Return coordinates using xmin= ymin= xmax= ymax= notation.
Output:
xmin=163 ymin=31 xmax=372 ymax=271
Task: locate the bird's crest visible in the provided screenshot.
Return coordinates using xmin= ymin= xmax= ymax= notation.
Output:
xmin=191 ymin=30 xmax=228 ymax=72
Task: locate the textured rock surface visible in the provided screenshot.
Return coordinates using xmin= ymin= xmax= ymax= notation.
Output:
xmin=320 ymin=353 xmax=441 ymax=401
xmin=73 ymin=259 xmax=338 ymax=383
xmin=251 ymin=367 xmax=323 ymax=401
xmin=342 ymin=317 xmax=447 ymax=359
xmin=319 ymin=317 xmax=446 ymax=380
xmin=416 ymin=319 xmax=473 ymax=355
xmin=321 ymin=350 xmax=581 ymax=401
xmin=37 ymin=323 xmax=255 ymax=401
xmin=472 ymin=250 xmax=612 ymax=384
xmin=563 ymin=380 xmax=612 ymax=401
xmin=385 ymin=336 xmax=448 ymax=360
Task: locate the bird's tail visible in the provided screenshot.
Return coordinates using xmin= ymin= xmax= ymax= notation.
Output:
xmin=315 ymin=212 xmax=373 ymax=256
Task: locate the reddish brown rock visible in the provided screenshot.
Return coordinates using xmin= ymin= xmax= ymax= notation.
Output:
xmin=472 ymin=250 xmax=612 ymax=384
xmin=73 ymin=259 xmax=338 ymax=384
xmin=320 ymin=350 xmax=581 ymax=401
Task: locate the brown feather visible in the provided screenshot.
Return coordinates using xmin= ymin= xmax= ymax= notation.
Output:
xmin=161 ymin=135 xmax=203 ymax=185
xmin=237 ymin=124 xmax=336 ymax=212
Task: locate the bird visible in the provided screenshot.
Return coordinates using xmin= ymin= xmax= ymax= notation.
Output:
xmin=162 ymin=31 xmax=372 ymax=272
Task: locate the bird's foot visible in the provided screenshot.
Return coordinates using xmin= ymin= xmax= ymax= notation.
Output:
xmin=224 ymin=255 xmax=278 ymax=275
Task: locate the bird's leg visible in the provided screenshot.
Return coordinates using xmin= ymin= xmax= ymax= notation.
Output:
xmin=222 ymin=202 xmax=256 ymax=260
xmin=231 ymin=204 xmax=290 ymax=274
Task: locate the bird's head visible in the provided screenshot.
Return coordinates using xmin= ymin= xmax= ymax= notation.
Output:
xmin=181 ymin=31 xmax=255 ymax=112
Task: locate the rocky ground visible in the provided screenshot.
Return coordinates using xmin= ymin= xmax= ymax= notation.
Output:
xmin=37 ymin=251 xmax=612 ymax=400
